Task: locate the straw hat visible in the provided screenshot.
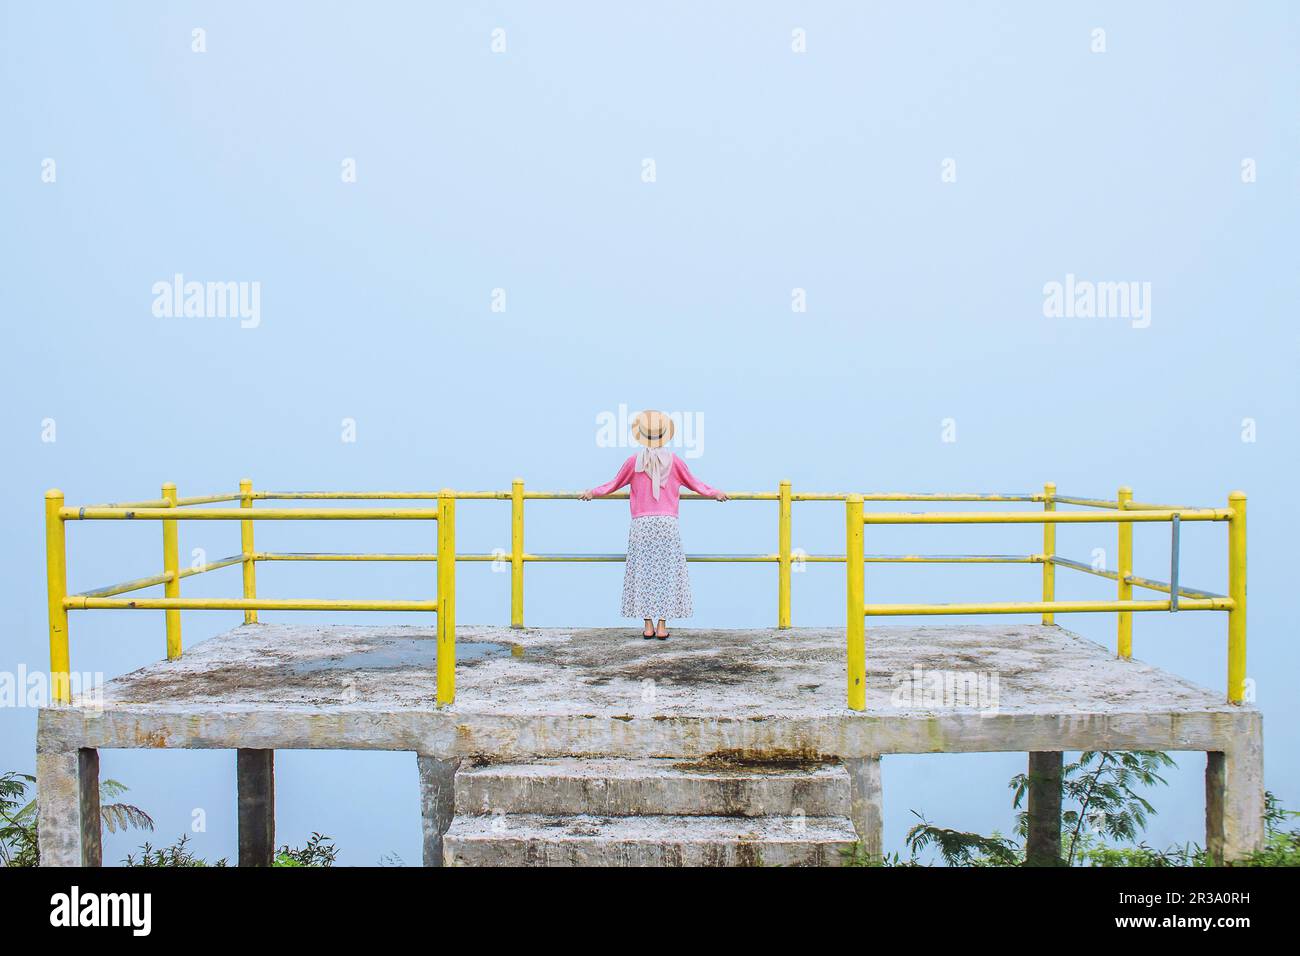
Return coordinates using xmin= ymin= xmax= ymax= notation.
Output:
xmin=632 ymin=410 xmax=675 ymax=448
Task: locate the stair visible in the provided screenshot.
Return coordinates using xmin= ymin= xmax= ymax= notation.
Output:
xmin=443 ymin=757 xmax=859 ymax=867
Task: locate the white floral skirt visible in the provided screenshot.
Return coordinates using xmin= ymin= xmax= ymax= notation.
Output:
xmin=621 ymin=516 xmax=693 ymax=620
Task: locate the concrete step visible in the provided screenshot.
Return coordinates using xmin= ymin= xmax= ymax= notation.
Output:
xmin=455 ymin=757 xmax=850 ymax=818
xmin=443 ymin=813 xmax=858 ymax=867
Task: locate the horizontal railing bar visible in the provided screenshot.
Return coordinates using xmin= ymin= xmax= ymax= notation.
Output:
xmin=183 ymin=554 xmax=246 ymax=577
xmin=253 ymin=552 xmax=505 ymax=562
xmin=80 ymin=498 xmax=171 ymax=510
xmin=1047 ymin=555 xmax=1225 ymax=600
xmin=256 ymin=551 xmax=438 ymax=561
xmin=75 ymin=571 xmax=173 ymax=597
xmin=88 ymin=490 xmax=1216 ymax=511
xmin=685 ymin=554 xmax=775 ymax=562
xmin=863 ymin=509 xmax=1227 ymax=525
xmin=239 ymin=489 xmax=1040 ymax=504
xmin=526 ymin=554 xmax=624 ymax=562
xmin=66 ymin=597 xmax=440 ymax=611
xmin=796 ymin=492 xmax=1039 ymax=502
xmin=72 ymin=554 xmax=244 ymax=598
xmin=1052 ymin=493 xmax=1211 ymax=512
xmin=65 ymin=594 xmax=1235 ymax=616
xmin=248 ymin=551 xmax=1044 ymax=565
xmin=253 ymin=491 xmax=445 ymax=500
xmin=800 ymin=554 xmax=1041 ymax=564
xmin=1051 ymin=495 xmax=1118 ymax=509
xmin=1047 ymin=555 xmax=1121 ymax=582
xmin=525 ymin=491 xmax=779 ymax=501
xmin=62 ymin=507 xmax=441 ymax=520
xmin=1124 ymin=572 xmax=1225 ymax=601
xmin=248 ymin=490 xmax=770 ymax=501
xmin=520 ymin=553 xmax=781 ymax=563
xmin=863 ymin=598 xmax=1232 ymax=616
xmin=874 ymin=553 xmax=1038 ymax=563
xmin=1125 ymin=499 xmax=1208 ymax=512
xmin=175 ymin=494 xmax=242 ymax=506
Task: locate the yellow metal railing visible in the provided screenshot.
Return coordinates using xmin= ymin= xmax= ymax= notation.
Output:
xmin=43 ymin=480 xmax=1246 ymax=714
xmin=844 ymin=485 xmax=1246 ymax=711
xmin=44 ymin=484 xmax=457 ymax=706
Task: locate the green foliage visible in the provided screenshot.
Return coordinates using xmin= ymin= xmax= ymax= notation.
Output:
xmin=849 ymin=782 xmax=1300 ymax=868
xmin=903 ymin=812 xmax=1022 ymax=866
xmin=1075 ymin=792 xmax=1299 ymax=867
xmin=0 ymin=772 xmax=39 ymax=867
xmin=274 ymin=832 xmax=338 ymax=867
xmin=125 ymin=834 xmax=227 ymax=867
xmin=1075 ymin=834 xmax=1205 ymax=867
xmin=854 ymin=751 xmax=1296 ymax=868
xmin=1007 ymin=750 xmax=1175 ymax=865
xmin=2 ymin=770 xmax=154 ymax=867
xmin=1233 ymin=792 xmax=1300 ymax=867
xmin=123 ymin=832 xmax=339 ymax=868
xmin=840 ymin=843 xmax=914 ymax=867
xmin=99 ymin=779 xmax=155 ymax=834
xmin=4 ymin=766 xmax=340 ymax=867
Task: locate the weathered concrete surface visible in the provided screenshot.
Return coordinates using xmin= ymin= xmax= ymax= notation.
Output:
xmin=449 ymin=756 xmax=855 ymax=866
xmin=417 ymin=754 xmax=460 ymax=867
xmin=36 ymin=748 xmax=100 ymax=866
xmin=33 ymin=622 xmax=1265 ymax=862
xmin=844 ymin=756 xmax=883 ymax=859
xmin=237 ymin=749 xmax=274 ymax=867
xmin=1206 ymin=738 xmax=1265 ymax=863
xmin=38 ymin=623 xmax=1253 ymax=761
xmin=455 ymin=757 xmax=850 ymax=817
xmin=1025 ymin=752 xmax=1064 ymax=866
xmin=443 ymin=813 xmax=857 ymax=867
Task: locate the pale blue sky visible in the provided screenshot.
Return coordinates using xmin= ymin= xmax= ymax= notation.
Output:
xmin=2 ymin=1 xmax=1297 ymax=864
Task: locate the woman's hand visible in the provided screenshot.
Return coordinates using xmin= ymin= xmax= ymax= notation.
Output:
xmin=714 ymin=492 xmax=728 ymax=502
xmin=579 ymin=490 xmax=594 ymax=501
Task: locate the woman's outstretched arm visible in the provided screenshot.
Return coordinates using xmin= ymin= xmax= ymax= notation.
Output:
xmin=674 ymin=456 xmax=727 ymax=501
xmin=580 ymin=455 xmax=635 ymax=500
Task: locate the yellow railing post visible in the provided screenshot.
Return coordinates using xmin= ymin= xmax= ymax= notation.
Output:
xmin=846 ymin=494 xmax=865 ymax=711
xmin=1227 ymin=491 xmax=1247 ymax=703
xmin=44 ymin=490 xmax=71 ymax=704
xmin=778 ymin=479 xmax=792 ymax=628
xmin=162 ymin=482 xmax=182 ymax=659
xmin=436 ymin=489 xmax=456 ymax=706
xmin=511 ymin=477 xmax=524 ymax=629
xmin=240 ymin=478 xmax=257 ymax=624
xmin=1041 ymin=482 xmax=1056 ymax=624
xmin=1116 ymin=485 xmax=1133 ymax=658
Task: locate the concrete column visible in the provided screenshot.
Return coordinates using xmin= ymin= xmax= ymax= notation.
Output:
xmin=417 ymin=754 xmax=461 ymax=867
xmin=36 ymin=748 xmax=101 ymax=867
xmin=1024 ymin=751 xmax=1064 ymax=866
xmin=843 ymin=755 xmax=883 ymax=860
xmin=237 ymin=749 xmax=275 ymax=867
xmin=1206 ymin=741 xmax=1265 ymax=864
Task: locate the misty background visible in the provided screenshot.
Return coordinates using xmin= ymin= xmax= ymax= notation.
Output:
xmin=2 ymin=1 xmax=1297 ymax=864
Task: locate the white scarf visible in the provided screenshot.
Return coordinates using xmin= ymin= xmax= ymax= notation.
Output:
xmin=635 ymin=446 xmax=674 ymax=500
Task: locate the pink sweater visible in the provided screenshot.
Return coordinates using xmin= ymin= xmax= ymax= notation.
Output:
xmin=589 ymin=454 xmax=722 ymax=517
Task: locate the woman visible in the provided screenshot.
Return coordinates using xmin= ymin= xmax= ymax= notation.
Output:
xmin=580 ymin=410 xmax=727 ymax=639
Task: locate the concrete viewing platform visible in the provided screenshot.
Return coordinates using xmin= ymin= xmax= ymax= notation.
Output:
xmin=36 ymin=622 xmax=1264 ymax=866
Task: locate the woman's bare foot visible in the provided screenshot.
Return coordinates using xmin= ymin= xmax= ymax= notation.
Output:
xmin=642 ymin=619 xmax=655 ymax=639
xmin=655 ymin=619 xmax=669 ymax=640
